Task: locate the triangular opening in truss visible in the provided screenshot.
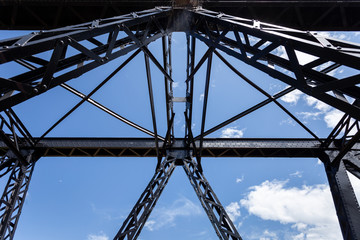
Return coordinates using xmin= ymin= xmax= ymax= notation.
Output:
xmin=138 ymin=166 xmax=226 ymax=240
xmin=347 ymin=170 xmax=360 ymax=206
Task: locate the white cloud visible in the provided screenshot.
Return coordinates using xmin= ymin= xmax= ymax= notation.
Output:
xmin=290 ymin=171 xmax=303 ymax=178
xmin=302 ymin=96 xmax=354 ymax=135
xmin=280 ymin=90 xmax=303 ymax=105
xmin=199 ymin=93 xmax=204 ymax=101
xmin=225 ymin=202 xmax=241 ymax=222
xmin=236 ymin=176 xmax=244 ymax=183
xmin=297 ymin=112 xmax=322 ymax=121
xmin=173 ymin=82 xmax=180 ymax=88
xmin=323 ymin=109 xmax=357 ymax=135
xmin=240 ymin=179 xmax=343 ymax=240
xmin=294 ymin=51 xmax=318 ymax=66
xmin=260 ymin=230 xmax=278 ymax=240
xmin=220 ymin=127 xmax=244 ymax=138
xmin=347 ymin=172 xmax=360 ymax=204
xmin=318 ymin=32 xmax=348 ymax=41
xmin=249 ymin=229 xmax=279 ymax=240
xmin=145 ymin=197 xmax=202 ymax=231
xmin=88 ymin=232 xmax=109 ymax=240
xmin=90 ymin=203 xmax=124 ymax=221
xmin=324 ymin=109 xmax=344 ymax=128
xmin=280 ymin=118 xmax=296 ymax=126
xmin=275 ymin=46 xmax=288 ymax=60
xmin=304 ymin=96 xmax=331 ymax=112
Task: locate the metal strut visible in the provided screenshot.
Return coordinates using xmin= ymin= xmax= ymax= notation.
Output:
xmin=114 ymin=154 xmax=242 ymax=240
xmin=182 ymin=157 xmax=242 ymax=240
xmin=319 ymin=152 xmax=360 ymax=240
xmin=114 ymin=156 xmax=176 ymax=240
xmin=0 ymin=156 xmax=36 ymax=240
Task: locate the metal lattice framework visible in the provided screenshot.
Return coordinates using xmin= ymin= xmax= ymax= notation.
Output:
xmin=0 ymin=5 xmax=360 ymax=240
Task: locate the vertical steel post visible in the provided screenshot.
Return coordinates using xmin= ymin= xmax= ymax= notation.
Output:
xmin=0 ymin=154 xmax=36 ymax=240
xmin=320 ymin=152 xmax=360 ymax=240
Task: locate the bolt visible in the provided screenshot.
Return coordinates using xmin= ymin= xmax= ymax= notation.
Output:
xmin=42 ymin=84 xmax=47 ymax=90
xmin=2 ymin=46 xmax=8 ymax=49
xmin=327 ymin=44 xmax=332 ymax=47
xmin=337 ymin=46 xmax=342 ymax=50
xmin=15 ymin=43 xmax=21 ymax=47
xmin=33 ymin=88 xmax=39 ymax=94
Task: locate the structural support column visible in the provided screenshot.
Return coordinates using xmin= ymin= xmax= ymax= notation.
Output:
xmin=0 ymin=153 xmax=36 ymax=240
xmin=182 ymin=156 xmax=242 ymax=240
xmin=114 ymin=156 xmax=176 ymax=240
xmin=320 ymin=152 xmax=360 ymax=240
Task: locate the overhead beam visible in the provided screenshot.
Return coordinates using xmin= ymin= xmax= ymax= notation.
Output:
xmin=1 ymin=1 xmax=360 ymax=30
xmin=0 ymin=138 xmax=358 ymax=158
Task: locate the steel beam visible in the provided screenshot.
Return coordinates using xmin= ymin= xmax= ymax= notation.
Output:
xmin=189 ymin=8 xmax=360 ymax=120
xmin=2 ymin=1 xmax=360 ymax=31
xmin=0 ymin=138 xmax=355 ymax=159
xmin=0 ymin=7 xmax=172 ymax=111
xmin=0 ymin=154 xmax=36 ymax=240
xmin=114 ymin=156 xmax=176 ymax=240
xmin=320 ymin=152 xmax=360 ymax=240
xmin=182 ymin=156 xmax=242 ymax=239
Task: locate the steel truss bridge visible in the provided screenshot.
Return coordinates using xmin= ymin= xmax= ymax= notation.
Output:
xmin=0 ymin=1 xmax=360 ymax=239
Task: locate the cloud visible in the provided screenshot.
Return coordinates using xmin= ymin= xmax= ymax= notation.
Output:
xmin=173 ymin=82 xmax=180 ymax=88
xmin=301 ymin=95 xmax=353 ymax=134
xmin=297 ymin=112 xmax=322 ymax=121
xmin=236 ymin=176 xmax=244 ymax=183
xmin=199 ymin=93 xmax=204 ymax=101
xmin=240 ymin=179 xmax=344 ymax=240
xmin=290 ymin=171 xmax=303 ymax=178
xmin=280 ymin=90 xmax=303 ymax=105
xmin=294 ymin=51 xmax=317 ymax=66
xmin=322 ymin=109 xmax=357 ymax=135
xmin=318 ymin=32 xmax=348 ymax=41
xmin=90 ymin=203 xmax=124 ymax=221
xmin=323 ymin=109 xmax=344 ymax=128
xmin=144 ymin=197 xmax=202 ymax=231
xmin=225 ymin=202 xmax=241 ymax=222
xmin=347 ymin=172 xmax=360 ymax=204
xmin=274 ymin=46 xmax=288 ymax=60
xmin=87 ymin=232 xmax=109 ymax=240
xmin=304 ymin=96 xmax=331 ymax=112
xmin=280 ymin=118 xmax=296 ymax=126
xmin=220 ymin=127 xmax=244 ymax=138
xmin=260 ymin=230 xmax=278 ymax=240
xmin=248 ymin=229 xmax=279 ymax=240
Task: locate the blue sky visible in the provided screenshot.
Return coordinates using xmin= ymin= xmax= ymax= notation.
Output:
xmin=0 ymin=29 xmax=360 ymax=240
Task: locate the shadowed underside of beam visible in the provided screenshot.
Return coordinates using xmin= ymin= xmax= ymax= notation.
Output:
xmin=1 ymin=0 xmax=360 ymax=30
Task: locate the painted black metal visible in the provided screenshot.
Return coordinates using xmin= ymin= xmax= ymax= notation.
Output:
xmin=0 ymin=110 xmax=40 ymax=240
xmin=144 ymin=52 xmax=161 ymax=165
xmin=0 ymin=158 xmax=36 ymax=240
xmin=0 ymin=138 xmax=352 ymax=159
xmin=189 ymin=8 xmax=360 ymax=121
xmin=1 ymin=1 xmax=360 ymax=31
xmin=0 ymin=6 xmax=360 ymax=240
xmin=320 ymin=152 xmax=360 ymax=240
xmin=0 ymin=7 xmax=172 ymax=111
xmin=183 ymin=156 xmax=243 ymax=239
xmin=114 ymin=156 xmax=176 ymax=240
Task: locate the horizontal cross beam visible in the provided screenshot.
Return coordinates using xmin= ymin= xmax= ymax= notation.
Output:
xmin=0 ymin=138 xmax=358 ymax=158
